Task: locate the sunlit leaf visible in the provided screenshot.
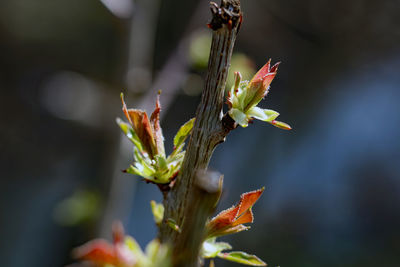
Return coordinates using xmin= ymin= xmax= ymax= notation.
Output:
xmin=116 ymin=118 xmax=144 ymax=152
xmin=202 ymin=238 xmax=232 ymax=258
xmin=244 ymin=60 xmax=279 ymax=111
xmin=217 ymin=251 xmax=266 ymax=266
xmin=173 ymin=118 xmax=195 ymax=150
xmin=269 ymin=120 xmax=292 ymax=130
xmin=229 ymin=108 xmax=248 ymax=127
xmin=207 ymin=188 xmax=264 ymax=237
xmin=246 ymin=107 xmax=279 ymax=122
xmin=225 ymin=60 xmax=291 ymax=130
xmin=120 ymin=93 xmax=157 ymax=158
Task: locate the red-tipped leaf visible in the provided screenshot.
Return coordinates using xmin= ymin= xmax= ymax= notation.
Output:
xmin=207 ymin=187 xmax=265 ymax=237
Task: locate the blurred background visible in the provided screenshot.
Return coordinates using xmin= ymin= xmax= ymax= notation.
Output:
xmin=1 ymin=0 xmax=400 ymax=266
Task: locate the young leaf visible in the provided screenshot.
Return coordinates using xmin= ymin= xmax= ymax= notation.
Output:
xmin=116 ymin=118 xmax=144 ymax=152
xmin=72 ymin=239 xmax=117 ymax=266
xmin=173 ymin=117 xmax=195 ymax=151
xmin=73 ymin=222 xmax=137 ymax=267
xmin=118 ymin=94 xmax=194 ymax=184
xmin=202 ymin=238 xmax=232 ymax=258
xmin=120 ymin=93 xmax=157 ymax=158
xmin=244 ymin=60 xmax=280 ymax=111
xmin=150 ymin=92 xmax=166 ymax=157
xmin=217 ymin=251 xmax=267 ymax=266
xmin=229 ymin=108 xmax=249 ymax=127
xmin=269 ymin=120 xmax=292 ymax=130
xmin=246 ymin=107 xmax=279 ymax=122
xmin=166 ymin=218 xmax=181 ymax=233
xmin=144 ymin=239 xmax=172 ymax=267
xmin=207 ymin=187 xmax=264 ymax=237
xmin=225 ymin=60 xmax=291 ymax=130
xmin=124 ymin=236 xmax=146 ymax=261
xmin=150 ymin=200 xmax=164 ymax=225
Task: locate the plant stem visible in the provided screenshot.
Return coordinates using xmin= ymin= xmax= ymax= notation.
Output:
xmin=159 ymin=0 xmax=242 ymax=264
xmin=173 ymin=171 xmax=223 ymax=267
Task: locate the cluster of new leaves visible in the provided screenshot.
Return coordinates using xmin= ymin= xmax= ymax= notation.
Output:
xmin=226 ymin=59 xmax=291 ymax=130
xmin=73 ymin=222 xmax=171 ymax=267
xmin=74 ymin=59 xmax=291 ymax=266
xmin=149 ymin=188 xmax=266 ymax=266
xmin=200 ymin=188 xmax=266 ymax=266
xmin=117 ymin=93 xmax=195 ymax=184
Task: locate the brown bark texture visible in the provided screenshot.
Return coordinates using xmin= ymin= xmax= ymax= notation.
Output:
xmin=159 ymin=0 xmax=242 ymax=266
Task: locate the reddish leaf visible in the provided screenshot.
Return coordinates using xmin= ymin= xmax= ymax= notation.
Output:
xmin=73 ymin=221 xmax=136 ymax=267
xmin=207 ymin=188 xmax=264 ymax=237
xmin=245 ymin=60 xmax=280 ymax=111
xmin=232 ymin=208 xmax=253 ymax=226
xmin=112 ymin=220 xmax=125 ymax=244
xmin=121 ymin=94 xmax=157 ymax=158
xmin=150 ymin=92 xmax=165 ymax=157
xmin=250 ymin=60 xmax=271 ymax=82
xmin=73 ymin=239 xmax=117 ymax=265
xmin=209 ymin=205 xmax=241 ymax=229
xmin=236 ymin=188 xmax=264 ymax=216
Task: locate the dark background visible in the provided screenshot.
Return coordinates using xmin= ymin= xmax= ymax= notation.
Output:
xmin=1 ymin=0 xmax=400 ymax=266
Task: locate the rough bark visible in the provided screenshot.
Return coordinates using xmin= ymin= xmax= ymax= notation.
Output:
xmin=173 ymin=171 xmax=223 ymax=267
xmin=159 ymin=0 xmax=242 ymax=265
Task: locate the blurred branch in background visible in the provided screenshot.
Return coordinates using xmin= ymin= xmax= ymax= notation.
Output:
xmin=99 ymin=0 xmax=162 ymax=238
xmin=99 ymin=0 xmax=208 ymax=238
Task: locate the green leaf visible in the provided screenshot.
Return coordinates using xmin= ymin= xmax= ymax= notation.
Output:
xmin=202 ymin=239 xmax=232 ymax=258
xmin=166 ymin=218 xmax=181 ymax=233
xmin=133 ymin=149 xmax=156 ymax=177
xmin=269 ymin=120 xmax=292 ymax=130
xmin=237 ymin=83 xmax=249 ymax=111
xmin=262 ymin=109 xmax=280 ymax=120
xmin=217 ymin=251 xmax=267 ymax=266
xmin=125 ymin=236 xmax=146 ymax=261
xmin=173 ymin=118 xmax=195 ymax=149
xmin=116 ymin=118 xmax=143 ymax=152
xmin=246 ymin=107 xmax=279 ymax=122
xmin=145 ymin=239 xmax=161 ymax=260
xmin=208 ymin=225 xmax=250 ymax=238
xmin=229 ymin=108 xmax=248 ymax=127
xmin=145 ymin=239 xmax=172 ymax=267
xmin=155 ymin=155 xmax=168 ymax=172
xmin=167 ymin=151 xmax=185 ymax=166
xmin=150 ymin=200 xmax=164 ymax=225
xmin=116 ymin=117 xmax=129 ymax=134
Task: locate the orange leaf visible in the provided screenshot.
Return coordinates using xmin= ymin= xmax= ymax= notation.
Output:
xmin=245 ymin=60 xmax=280 ymax=111
xmin=73 ymin=221 xmax=136 ymax=267
xmin=232 ymin=208 xmax=254 ymax=226
xmin=209 ymin=205 xmax=240 ymax=229
xmin=73 ymin=239 xmax=117 ymax=265
xmin=236 ymin=188 xmax=264 ymax=216
xmin=207 ymin=187 xmax=264 ymax=237
xmin=250 ymin=59 xmax=271 ymax=83
xmin=121 ymin=94 xmax=157 ymax=158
